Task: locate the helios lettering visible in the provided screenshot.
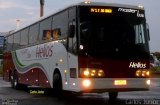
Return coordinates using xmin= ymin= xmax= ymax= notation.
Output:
xmin=129 ymin=62 xmax=146 ymax=68
xmin=36 ymin=44 xmax=53 ymax=58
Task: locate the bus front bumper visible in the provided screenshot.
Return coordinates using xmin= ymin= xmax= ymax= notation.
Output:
xmin=68 ymin=78 xmax=150 ymax=93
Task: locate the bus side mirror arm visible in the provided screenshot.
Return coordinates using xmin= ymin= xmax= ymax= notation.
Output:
xmin=147 ymin=23 xmax=150 ymax=41
xmin=147 ymin=29 xmax=150 ymax=41
xmin=69 ymin=25 xmax=75 ymax=38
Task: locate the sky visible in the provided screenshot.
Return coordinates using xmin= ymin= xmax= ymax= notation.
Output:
xmin=0 ymin=0 xmax=159 ymax=52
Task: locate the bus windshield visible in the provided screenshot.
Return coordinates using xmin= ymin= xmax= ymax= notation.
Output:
xmin=79 ymin=6 xmax=149 ymax=60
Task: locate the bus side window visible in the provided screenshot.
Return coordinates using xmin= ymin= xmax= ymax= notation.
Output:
xmin=68 ymin=6 xmax=77 ymax=54
xmin=7 ymin=35 xmax=13 ymax=51
xmin=42 ymin=30 xmax=53 ymax=41
xmin=52 ymin=10 xmax=68 ymax=47
xmin=13 ymin=32 xmax=21 ymax=50
xmin=53 ymin=28 xmax=61 ymax=40
xmin=39 ymin=17 xmax=52 ymax=43
xmin=29 ymin=23 xmax=39 ymax=45
xmin=20 ymin=28 xmax=29 ymax=47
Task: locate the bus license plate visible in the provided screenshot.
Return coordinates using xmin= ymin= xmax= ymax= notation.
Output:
xmin=114 ymin=80 xmax=127 ymax=86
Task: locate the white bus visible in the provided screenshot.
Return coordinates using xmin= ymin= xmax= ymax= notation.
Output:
xmin=3 ymin=2 xmax=151 ymax=100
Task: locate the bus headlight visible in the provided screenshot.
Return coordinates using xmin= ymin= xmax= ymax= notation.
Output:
xmin=82 ymin=79 xmax=91 ymax=87
xmin=146 ymin=79 xmax=151 ymax=85
xmin=135 ymin=70 xmax=150 ymax=77
xmin=80 ymin=68 xmax=105 ymax=78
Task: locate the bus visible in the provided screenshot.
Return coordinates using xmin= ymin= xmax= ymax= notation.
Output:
xmin=3 ymin=2 xmax=151 ymax=99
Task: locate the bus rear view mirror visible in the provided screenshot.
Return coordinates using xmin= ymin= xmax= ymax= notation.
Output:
xmin=69 ymin=25 xmax=75 ymax=38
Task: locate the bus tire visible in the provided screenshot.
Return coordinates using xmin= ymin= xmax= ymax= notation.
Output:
xmin=108 ymin=92 xmax=118 ymax=101
xmin=9 ymin=70 xmax=12 ymax=81
xmin=11 ymin=71 xmax=19 ymax=89
xmin=53 ymin=72 xmax=63 ymax=98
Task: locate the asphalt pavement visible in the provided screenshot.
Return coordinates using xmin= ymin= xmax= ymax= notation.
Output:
xmin=0 ymin=77 xmax=160 ymax=105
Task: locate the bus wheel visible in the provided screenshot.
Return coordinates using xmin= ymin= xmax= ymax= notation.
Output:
xmin=108 ymin=92 xmax=118 ymax=101
xmin=53 ymin=73 xmax=62 ymax=97
xmin=11 ymin=71 xmax=19 ymax=89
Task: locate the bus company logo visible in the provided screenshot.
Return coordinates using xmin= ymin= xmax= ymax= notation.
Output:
xmin=118 ymin=8 xmax=144 ymax=18
xmin=118 ymin=8 xmax=137 ymax=13
xmin=36 ymin=44 xmax=53 ymax=58
xmin=137 ymin=10 xmax=144 ymax=17
xmin=129 ymin=62 xmax=146 ymax=68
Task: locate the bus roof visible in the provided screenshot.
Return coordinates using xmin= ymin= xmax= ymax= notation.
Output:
xmin=77 ymin=2 xmax=144 ymax=10
xmin=6 ymin=2 xmax=144 ymax=37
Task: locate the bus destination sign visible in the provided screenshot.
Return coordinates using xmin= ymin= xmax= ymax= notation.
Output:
xmin=89 ymin=7 xmax=144 ymax=18
xmin=90 ymin=8 xmax=112 ymax=13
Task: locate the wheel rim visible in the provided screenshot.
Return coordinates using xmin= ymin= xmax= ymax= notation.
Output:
xmin=14 ymin=79 xmax=17 ymax=87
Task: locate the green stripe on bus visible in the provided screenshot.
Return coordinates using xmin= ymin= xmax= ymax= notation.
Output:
xmin=13 ymin=51 xmax=25 ymax=67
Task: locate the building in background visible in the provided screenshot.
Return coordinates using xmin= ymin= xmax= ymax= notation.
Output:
xmin=0 ymin=32 xmax=5 ymax=66
xmin=150 ymin=54 xmax=160 ymax=67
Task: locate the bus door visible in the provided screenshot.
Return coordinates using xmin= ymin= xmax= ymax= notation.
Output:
xmin=67 ymin=7 xmax=78 ymax=88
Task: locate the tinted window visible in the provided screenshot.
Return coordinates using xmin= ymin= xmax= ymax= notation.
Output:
xmin=7 ymin=35 xmax=13 ymax=51
xmin=29 ymin=23 xmax=39 ymax=44
xmin=20 ymin=28 xmax=29 ymax=47
xmin=39 ymin=17 xmax=52 ymax=42
xmin=52 ymin=10 xmax=68 ymax=40
xmin=13 ymin=32 xmax=21 ymax=49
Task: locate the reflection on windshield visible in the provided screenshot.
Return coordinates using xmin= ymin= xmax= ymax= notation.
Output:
xmin=80 ymin=15 xmax=149 ymax=59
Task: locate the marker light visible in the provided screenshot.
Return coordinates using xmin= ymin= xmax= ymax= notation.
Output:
xmin=142 ymin=71 xmax=146 ymax=77
xmin=136 ymin=70 xmax=141 ymax=77
xmin=135 ymin=70 xmax=150 ymax=77
xmin=79 ymin=45 xmax=84 ymax=50
xmin=98 ymin=70 xmax=105 ymax=77
xmin=91 ymin=70 xmax=96 ymax=77
xmin=64 ymin=70 xmax=67 ymax=73
xmin=65 ymin=82 xmax=68 ymax=85
xmin=83 ymin=69 xmax=90 ymax=77
xmin=84 ymin=1 xmax=91 ymax=4
xmin=82 ymin=79 xmax=91 ymax=87
xmin=73 ymin=83 xmax=76 ymax=86
xmin=59 ymin=59 xmax=63 ymax=63
xmin=138 ymin=5 xmax=144 ymax=8
xmin=146 ymin=71 xmax=150 ymax=76
xmin=80 ymin=68 xmax=105 ymax=78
